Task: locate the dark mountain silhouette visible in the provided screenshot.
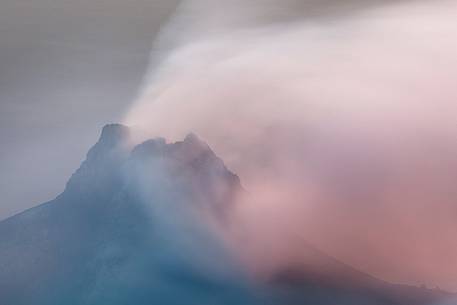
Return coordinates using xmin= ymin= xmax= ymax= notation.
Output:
xmin=0 ymin=124 xmax=249 ymax=305
xmin=0 ymin=124 xmax=453 ymax=305
xmin=271 ymin=244 xmax=452 ymax=305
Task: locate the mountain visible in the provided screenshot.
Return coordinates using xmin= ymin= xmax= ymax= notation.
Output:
xmin=271 ymin=248 xmax=452 ymax=305
xmin=0 ymin=124 xmax=453 ymax=305
xmin=0 ymin=124 xmax=251 ymax=305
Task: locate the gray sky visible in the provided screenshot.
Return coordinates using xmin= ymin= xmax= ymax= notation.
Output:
xmin=2 ymin=0 xmax=457 ymax=291
xmin=0 ymin=0 xmax=422 ymax=220
xmin=127 ymin=0 xmax=457 ymax=290
xmin=0 ymin=0 xmax=178 ymax=219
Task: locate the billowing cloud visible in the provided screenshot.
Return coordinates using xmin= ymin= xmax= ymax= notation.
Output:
xmin=125 ymin=0 xmax=457 ymax=290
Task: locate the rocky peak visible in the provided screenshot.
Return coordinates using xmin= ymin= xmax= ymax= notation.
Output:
xmin=100 ymin=123 xmax=130 ymax=144
xmin=130 ymin=137 xmax=167 ymax=159
xmin=63 ymin=125 xmax=240 ymax=215
xmin=64 ymin=124 xmax=130 ymax=196
xmin=86 ymin=124 xmax=130 ymax=161
xmin=183 ymin=132 xmax=208 ymax=149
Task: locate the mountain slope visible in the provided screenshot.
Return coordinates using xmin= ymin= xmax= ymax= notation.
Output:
xmin=0 ymin=124 xmax=250 ymax=305
xmin=0 ymin=124 xmax=453 ymax=305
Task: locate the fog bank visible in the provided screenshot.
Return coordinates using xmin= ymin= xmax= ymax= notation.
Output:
xmin=125 ymin=0 xmax=457 ymax=290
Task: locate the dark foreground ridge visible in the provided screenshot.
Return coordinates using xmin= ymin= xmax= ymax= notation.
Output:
xmin=0 ymin=124 xmax=453 ymax=305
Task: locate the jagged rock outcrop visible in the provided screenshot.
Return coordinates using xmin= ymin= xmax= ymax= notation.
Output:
xmin=0 ymin=124 xmax=453 ymax=305
xmin=0 ymin=124 xmax=249 ymax=305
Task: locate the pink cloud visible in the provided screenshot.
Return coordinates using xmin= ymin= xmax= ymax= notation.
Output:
xmin=125 ymin=0 xmax=457 ymax=290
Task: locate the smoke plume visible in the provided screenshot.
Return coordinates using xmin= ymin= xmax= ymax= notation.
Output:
xmin=125 ymin=0 xmax=457 ymax=291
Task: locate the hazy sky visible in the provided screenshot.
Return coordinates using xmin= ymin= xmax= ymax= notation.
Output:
xmin=0 ymin=0 xmax=413 ymax=220
xmin=2 ymin=0 xmax=457 ymax=290
xmin=126 ymin=0 xmax=457 ymax=290
xmin=0 ymin=0 xmax=178 ymax=219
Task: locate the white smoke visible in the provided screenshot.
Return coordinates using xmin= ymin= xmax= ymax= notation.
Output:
xmin=125 ymin=0 xmax=457 ymax=291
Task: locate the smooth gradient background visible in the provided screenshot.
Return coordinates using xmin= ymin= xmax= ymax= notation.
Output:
xmin=0 ymin=0 xmax=178 ymax=219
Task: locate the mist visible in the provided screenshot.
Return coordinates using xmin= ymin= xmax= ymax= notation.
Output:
xmin=125 ymin=0 xmax=457 ymax=291
xmin=0 ymin=0 xmax=179 ymax=220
